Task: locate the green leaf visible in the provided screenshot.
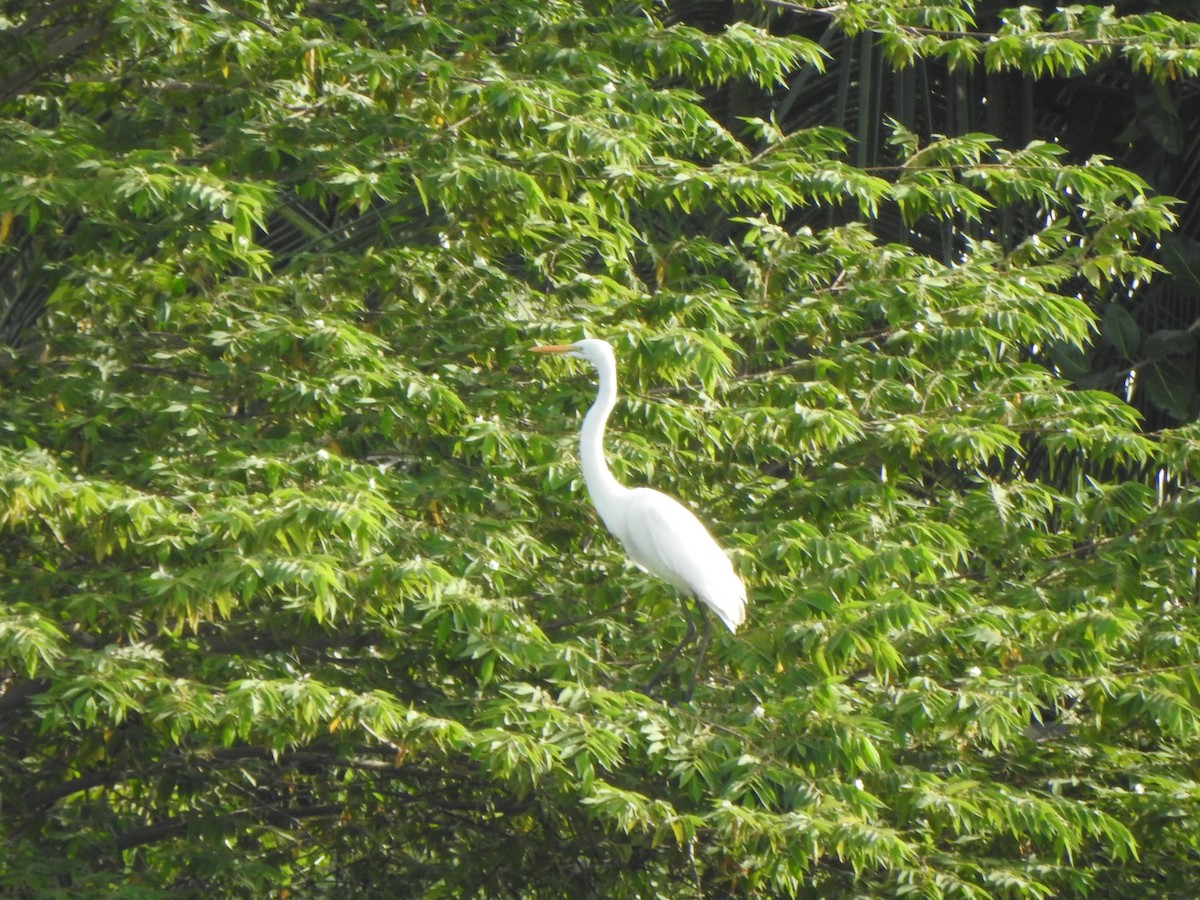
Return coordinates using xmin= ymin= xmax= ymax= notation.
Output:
xmin=1160 ymin=234 xmax=1200 ymax=293
xmin=1101 ymin=303 xmax=1140 ymax=357
xmin=1142 ymin=355 xmax=1199 ymax=420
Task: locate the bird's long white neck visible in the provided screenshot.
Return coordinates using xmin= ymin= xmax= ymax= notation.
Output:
xmin=580 ymin=352 xmax=630 ymax=527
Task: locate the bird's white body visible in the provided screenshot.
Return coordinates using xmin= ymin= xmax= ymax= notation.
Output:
xmin=534 ymin=338 xmax=746 ymax=634
xmin=601 ymin=486 xmax=746 ymax=633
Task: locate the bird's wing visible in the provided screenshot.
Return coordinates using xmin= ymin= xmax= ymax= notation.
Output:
xmin=618 ymin=488 xmax=747 ymax=633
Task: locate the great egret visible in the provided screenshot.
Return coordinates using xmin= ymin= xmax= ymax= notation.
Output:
xmin=532 ymin=338 xmax=746 ymax=699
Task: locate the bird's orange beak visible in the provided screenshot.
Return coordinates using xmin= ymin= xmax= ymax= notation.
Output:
xmin=530 ymin=345 xmax=571 ymax=354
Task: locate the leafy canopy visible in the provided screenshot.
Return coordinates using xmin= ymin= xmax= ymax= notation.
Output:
xmin=2 ymin=0 xmax=1200 ymax=896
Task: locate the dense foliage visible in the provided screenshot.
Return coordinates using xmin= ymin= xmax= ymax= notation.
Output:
xmin=3 ymin=0 xmax=1200 ymax=896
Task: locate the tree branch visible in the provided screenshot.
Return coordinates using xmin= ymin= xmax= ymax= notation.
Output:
xmin=115 ymin=804 xmax=342 ymax=852
xmin=0 ymin=677 xmax=47 ymax=716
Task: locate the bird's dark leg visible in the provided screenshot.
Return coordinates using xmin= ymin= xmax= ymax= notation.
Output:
xmin=643 ymin=595 xmax=697 ymax=694
xmin=682 ymin=605 xmax=711 ymax=703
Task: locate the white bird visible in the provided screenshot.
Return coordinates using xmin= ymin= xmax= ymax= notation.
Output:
xmin=532 ymin=338 xmax=746 ymax=699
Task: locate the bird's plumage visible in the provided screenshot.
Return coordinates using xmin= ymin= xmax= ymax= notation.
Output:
xmin=612 ymin=487 xmax=747 ymax=633
xmin=532 ymin=338 xmax=747 ymax=635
